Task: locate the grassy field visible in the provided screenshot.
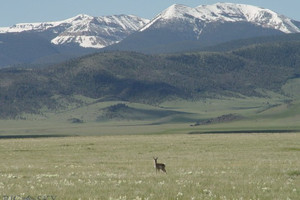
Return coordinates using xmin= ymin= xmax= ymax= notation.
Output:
xmin=0 ymin=133 xmax=299 ymax=199
xmin=0 ymin=91 xmax=299 ymax=199
xmin=1 ymin=92 xmax=300 ymax=137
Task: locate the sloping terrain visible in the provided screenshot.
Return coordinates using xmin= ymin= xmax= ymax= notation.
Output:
xmin=1 ymin=37 xmax=300 ymax=121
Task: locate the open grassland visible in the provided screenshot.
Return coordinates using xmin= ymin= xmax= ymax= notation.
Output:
xmin=0 ymin=133 xmax=299 ymax=199
xmin=1 ymin=92 xmax=300 ymax=137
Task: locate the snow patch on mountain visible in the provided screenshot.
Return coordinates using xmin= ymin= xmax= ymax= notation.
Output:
xmin=52 ymin=35 xmax=109 ymax=48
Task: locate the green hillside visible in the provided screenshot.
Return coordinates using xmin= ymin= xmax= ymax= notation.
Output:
xmin=1 ymin=36 xmax=300 ymax=134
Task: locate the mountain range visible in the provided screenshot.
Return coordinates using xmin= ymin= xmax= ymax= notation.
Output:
xmin=0 ymin=14 xmax=149 ymax=48
xmin=1 ymin=3 xmax=300 ymax=67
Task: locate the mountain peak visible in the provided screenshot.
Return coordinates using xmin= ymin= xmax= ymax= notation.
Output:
xmin=140 ymin=4 xmax=196 ymax=31
xmin=74 ymin=14 xmax=93 ymax=19
xmin=164 ymin=4 xmax=190 ymax=13
xmin=67 ymin=14 xmax=94 ymax=22
xmin=160 ymin=4 xmax=197 ymax=19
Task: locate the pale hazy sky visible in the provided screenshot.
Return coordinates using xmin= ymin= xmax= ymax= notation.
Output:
xmin=1 ymin=0 xmax=299 ymax=27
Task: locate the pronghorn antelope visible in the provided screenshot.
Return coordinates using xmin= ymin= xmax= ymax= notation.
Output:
xmin=153 ymin=157 xmax=167 ymax=173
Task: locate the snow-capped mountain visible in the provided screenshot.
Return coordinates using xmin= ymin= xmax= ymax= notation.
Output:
xmin=0 ymin=14 xmax=149 ymax=48
xmin=1 ymin=2 xmax=300 ymax=67
xmin=51 ymin=14 xmax=149 ymax=48
xmin=0 ymin=20 xmax=67 ymax=33
xmin=141 ymin=3 xmax=300 ymax=33
xmin=107 ymin=3 xmax=300 ymax=53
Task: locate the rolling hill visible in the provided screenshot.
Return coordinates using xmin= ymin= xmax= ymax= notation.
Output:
xmin=1 ymin=34 xmax=300 ymax=122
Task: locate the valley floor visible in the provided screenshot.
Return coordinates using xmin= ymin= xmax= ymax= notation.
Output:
xmin=0 ymin=133 xmax=299 ymax=199
xmin=1 ymin=94 xmax=300 ymax=137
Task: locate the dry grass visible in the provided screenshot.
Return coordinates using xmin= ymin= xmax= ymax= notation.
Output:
xmin=0 ymin=133 xmax=299 ymax=199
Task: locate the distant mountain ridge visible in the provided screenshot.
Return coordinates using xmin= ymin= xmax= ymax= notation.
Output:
xmin=0 ymin=14 xmax=149 ymax=49
xmin=0 ymin=14 xmax=148 ymax=67
xmin=1 ymin=2 xmax=300 ymax=67
xmin=141 ymin=3 xmax=300 ymax=33
xmin=107 ymin=3 xmax=300 ymax=53
xmin=1 ymin=2 xmax=299 ymax=50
